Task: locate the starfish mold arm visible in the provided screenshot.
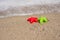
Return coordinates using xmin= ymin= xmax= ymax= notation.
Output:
xmin=40 ymin=19 xmax=44 ymax=24
xmin=43 ymin=17 xmax=48 ymax=22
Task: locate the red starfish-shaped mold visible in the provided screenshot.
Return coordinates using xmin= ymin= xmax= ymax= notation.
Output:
xmin=27 ymin=17 xmax=38 ymax=23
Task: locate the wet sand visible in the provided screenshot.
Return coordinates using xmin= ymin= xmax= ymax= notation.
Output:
xmin=0 ymin=13 xmax=60 ymax=40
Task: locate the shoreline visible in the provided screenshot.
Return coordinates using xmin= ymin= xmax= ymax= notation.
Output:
xmin=0 ymin=12 xmax=60 ymax=19
xmin=0 ymin=3 xmax=60 ymax=18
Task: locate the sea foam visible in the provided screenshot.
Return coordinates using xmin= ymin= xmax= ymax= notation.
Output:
xmin=0 ymin=0 xmax=60 ymax=18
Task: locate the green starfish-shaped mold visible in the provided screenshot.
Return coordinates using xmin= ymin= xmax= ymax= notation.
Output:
xmin=38 ymin=16 xmax=48 ymax=24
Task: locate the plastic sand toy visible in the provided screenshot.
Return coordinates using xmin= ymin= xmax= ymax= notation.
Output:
xmin=38 ymin=16 xmax=48 ymax=24
xmin=27 ymin=17 xmax=38 ymax=23
xmin=27 ymin=16 xmax=48 ymax=24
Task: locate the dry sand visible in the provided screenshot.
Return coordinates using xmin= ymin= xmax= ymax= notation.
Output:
xmin=0 ymin=13 xmax=60 ymax=40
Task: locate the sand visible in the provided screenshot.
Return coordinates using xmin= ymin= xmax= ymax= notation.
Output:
xmin=0 ymin=13 xmax=60 ymax=40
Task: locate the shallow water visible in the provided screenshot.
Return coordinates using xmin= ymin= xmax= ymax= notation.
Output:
xmin=0 ymin=0 xmax=60 ymax=18
xmin=0 ymin=0 xmax=60 ymax=10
